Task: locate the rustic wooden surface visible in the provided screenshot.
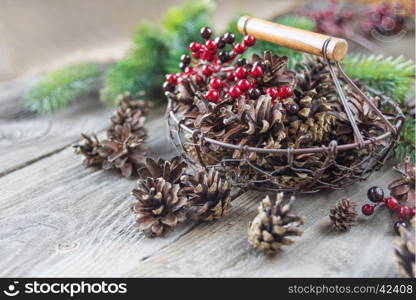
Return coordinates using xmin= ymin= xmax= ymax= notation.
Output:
xmin=0 ymin=77 xmax=403 ymax=277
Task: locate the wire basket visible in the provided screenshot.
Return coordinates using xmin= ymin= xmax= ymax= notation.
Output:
xmin=166 ymin=17 xmax=404 ymax=193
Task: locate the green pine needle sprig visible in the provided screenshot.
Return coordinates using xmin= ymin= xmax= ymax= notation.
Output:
xmin=24 ymin=63 xmax=100 ymax=114
xmin=396 ymin=116 xmax=415 ymax=163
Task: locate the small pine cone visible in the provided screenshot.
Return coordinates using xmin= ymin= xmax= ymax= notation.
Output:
xmin=183 ymin=168 xmax=231 ymax=222
xmin=98 ymin=124 xmax=145 ymax=177
xmin=108 ymin=92 xmax=148 ymax=138
xmin=132 ymin=177 xmax=189 ymax=237
xmin=329 ymin=198 xmax=357 ymax=231
xmin=138 ymin=156 xmax=187 ymax=184
xmin=388 ymin=157 xmax=415 ymax=202
xmin=248 ymin=193 xmax=304 ymax=254
xmin=395 ymin=217 xmax=415 ymax=278
xmin=74 ymin=133 xmax=104 ymax=166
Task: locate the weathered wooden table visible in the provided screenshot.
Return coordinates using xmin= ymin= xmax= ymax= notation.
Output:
xmin=0 ymin=77 xmax=402 ymax=277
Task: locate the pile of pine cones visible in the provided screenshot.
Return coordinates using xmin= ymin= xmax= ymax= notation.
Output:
xmin=166 ymin=28 xmax=390 ymax=192
xmin=74 ymin=92 xmax=148 ymax=177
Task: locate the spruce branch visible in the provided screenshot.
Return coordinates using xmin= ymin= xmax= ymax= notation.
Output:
xmin=24 ymin=63 xmax=100 ymax=114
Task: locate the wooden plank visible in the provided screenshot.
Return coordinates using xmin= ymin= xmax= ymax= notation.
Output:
xmin=0 ymin=76 xmax=113 ymax=176
xmin=0 ymin=113 xmax=188 ymax=277
xmin=125 ymin=163 xmax=402 ymax=277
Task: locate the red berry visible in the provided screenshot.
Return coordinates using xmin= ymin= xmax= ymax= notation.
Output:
xmin=278 ymin=86 xmax=292 ymax=99
xmin=201 ymin=50 xmax=214 ymax=61
xmin=266 ymin=87 xmax=279 ymax=100
xmin=385 ymin=197 xmax=399 ymax=210
xmin=202 ymin=65 xmax=213 ymax=76
xmin=228 ymin=86 xmax=242 ymax=98
xmin=250 ymin=65 xmax=263 ymax=78
xmin=398 ymin=205 xmax=412 ymax=219
xmin=362 ymin=204 xmax=374 ymax=216
xmin=234 ymin=42 xmax=247 ymax=54
xmin=205 ymin=89 xmax=219 ymax=103
xmin=189 ymin=42 xmax=200 ymax=52
xmin=185 ymin=66 xmax=194 ymax=74
xmin=205 ymin=40 xmax=217 ymax=51
xmin=166 ymin=74 xmax=177 ymax=85
xmin=192 ymin=51 xmax=201 ymax=59
xmin=210 ymin=78 xmax=222 ymax=89
xmin=235 ymin=67 xmax=248 ymax=79
xmin=194 ymin=75 xmax=202 ymax=84
xmin=237 ymin=79 xmax=251 ymax=91
xmin=243 ymin=35 xmax=256 ymax=47
xmin=226 ymin=73 xmax=236 ymax=82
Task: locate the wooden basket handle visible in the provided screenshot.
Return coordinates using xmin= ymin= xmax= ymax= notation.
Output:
xmin=238 ymin=16 xmax=348 ymax=61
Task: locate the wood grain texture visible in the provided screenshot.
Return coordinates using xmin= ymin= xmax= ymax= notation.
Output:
xmin=0 ymin=76 xmax=113 ymax=176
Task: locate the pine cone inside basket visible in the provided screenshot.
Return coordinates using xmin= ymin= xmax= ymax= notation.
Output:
xmin=395 ymin=217 xmax=415 ymax=278
xmin=248 ymin=193 xmax=304 ymax=254
xmin=74 ymin=133 xmax=104 ymax=166
xmin=132 ymin=177 xmax=189 ymax=237
xmin=98 ymin=124 xmax=146 ymax=177
xmin=183 ymin=167 xmax=231 ymax=221
xmin=389 ymin=156 xmax=415 ymax=202
xmin=329 ymin=198 xmax=357 ymax=231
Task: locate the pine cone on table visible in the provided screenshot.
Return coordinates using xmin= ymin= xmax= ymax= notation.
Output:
xmin=182 ymin=168 xmax=231 ymax=221
xmin=329 ymin=198 xmax=357 ymax=231
xmin=108 ymin=92 xmax=148 ymax=138
xmin=248 ymin=193 xmax=304 ymax=254
xmin=132 ymin=177 xmax=189 ymax=237
xmin=74 ymin=133 xmax=104 ymax=166
xmin=98 ymin=124 xmax=146 ymax=177
xmin=395 ymin=217 xmax=415 ymax=278
xmin=389 ymin=156 xmax=415 ymax=202
xmin=138 ymin=156 xmax=188 ymax=184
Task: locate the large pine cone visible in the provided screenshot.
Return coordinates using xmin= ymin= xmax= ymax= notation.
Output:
xmin=138 ymin=156 xmax=188 ymax=184
xmin=98 ymin=124 xmax=146 ymax=177
xmin=395 ymin=217 xmax=415 ymax=278
xmin=74 ymin=133 xmax=104 ymax=166
xmin=183 ymin=168 xmax=231 ymax=221
xmin=248 ymin=193 xmax=304 ymax=254
xmin=108 ymin=92 xmax=148 ymax=138
xmin=251 ymin=51 xmax=297 ymax=88
xmin=329 ymin=198 xmax=357 ymax=231
xmin=132 ymin=177 xmax=189 ymax=237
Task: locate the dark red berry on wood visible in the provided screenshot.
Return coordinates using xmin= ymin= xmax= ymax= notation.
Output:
xmin=163 ymin=81 xmax=175 ymax=92
xmin=223 ymin=33 xmax=235 ymax=44
xmin=205 ymin=89 xmax=219 ymax=102
xmin=229 ymin=86 xmax=242 ymax=98
xmin=367 ymin=186 xmax=384 ymax=203
xmin=180 ymin=54 xmax=191 ymax=65
xmin=200 ymin=27 xmax=212 ymax=40
xmin=210 ymin=78 xmax=222 ymax=89
xmin=237 ymin=58 xmax=247 ymax=67
xmin=235 ymin=67 xmax=248 ymax=79
xmin=362 ymin=204 xmax=374 ymax=216
xmin=248 ymin=88 xmax=261 ymax=100
xmin=189 ymin=42 xmax=200 ymax=52
xmin=218 ymin=51 xmax=229 ymax=63
xmin=250 ymin=65 xmax=263 ymax=78
xmin=214 ymin=37 xmax=226 ymax=49
xmin=286 ymin=103 xmax=300 ymax=114
xmin=385 ymin=197 xmax=399 ymax=210
xmin=394 ymin=220 xmax=407 ymax=235
xmin=243 ymin=35 xmax=256 ymax=47
xmin=398 ymin=205 xmax=412 ymax=219
xmin=234 ymin=42 xmax=247 ymax=54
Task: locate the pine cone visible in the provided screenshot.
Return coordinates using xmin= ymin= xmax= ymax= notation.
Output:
xmin=98 ymin=124 xmax=145 ymax=177
xmin=248 ymin=193 xmax=304 ymax=254
xmin=389 ymin=156 xmax=415 ymax=202
xmin=329 ymin=198 xmax=357 ymax=231
xmin=74 ymin=133 xmax=104 ymax=166
xmin=395 ymin=217 xmax=415 ymax=278
xmin=183 ymin=168 xmax=231 ymax=221
xmin=138 ymin=156 xmax=188 ymax=184
xmin=108 ymin=92 xmax=148 ymax=138
xmin=132 ymin=177 xmax=189 ymax=237
xmin=251 ymin=51 xmax=297 ymax=88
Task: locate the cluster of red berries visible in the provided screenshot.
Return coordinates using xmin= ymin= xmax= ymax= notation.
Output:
xmin=362 ymin=186 xmax=415 ymax=234
xmin=163 ymin=27 xmax=293 ymax=105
